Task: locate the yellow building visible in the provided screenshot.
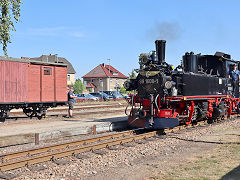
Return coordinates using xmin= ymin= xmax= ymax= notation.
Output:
xmin=82 ymin=63 xmax=127 ymax=92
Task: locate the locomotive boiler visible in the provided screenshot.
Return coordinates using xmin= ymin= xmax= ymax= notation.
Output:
xmin=124 ymin=40 xmax=240 ymax=129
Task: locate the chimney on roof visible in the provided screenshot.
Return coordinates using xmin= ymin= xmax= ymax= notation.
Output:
xmin=41 ymin=55 xmax=48 ymax=62
xmin=102 ymin=63 xmax=105 ymax=67
xmin=21 ymin=57 xmax=30 ymax=60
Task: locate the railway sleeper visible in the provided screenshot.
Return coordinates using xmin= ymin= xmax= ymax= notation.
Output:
xmin=52 ymin=158 xmax=70 ymax=165
xmin=135 ymin=139 xmax=148 ymax=144
xmin=107 ymin=146 xmax=121 ymax=150
xmin=145 ymin=137 xmax=156 ymax=141
xmin=92 ymin=150 xmax=107 ymax=155
xmin=73 ymin=154 xmax=89 ymax=159
xmin=121 ymin=142 xmax=135 ymax=147
xmin=27 ymin=165 xmax=46 ymax=172
xmin=0 ymin=171 xmax=18 ymax=180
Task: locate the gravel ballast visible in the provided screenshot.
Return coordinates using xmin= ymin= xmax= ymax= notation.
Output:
xmin=1 ymin=117 xmax=239 ymax=179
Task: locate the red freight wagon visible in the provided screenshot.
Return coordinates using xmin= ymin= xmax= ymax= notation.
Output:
xmin=0 ymin=57 xmax=68 ymax=121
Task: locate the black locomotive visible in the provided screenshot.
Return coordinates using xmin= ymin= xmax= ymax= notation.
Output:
xmin=125 ymin=40 xmax=238 ymax=98
xmin=124 ymin=40 xmax=240 ymax=129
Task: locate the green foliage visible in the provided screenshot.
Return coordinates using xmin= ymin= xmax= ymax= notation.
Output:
xmin=119 ymin=86 xmax=136 ymax=94
xmin=73 ymin=78 xmax=86 ymax=94
xmin=128 ymin=69 xmax=136 ymax=80
xmin=120 ymin=86 xmax=126 ymax=93
xmin=89 ymin=87 xmax=93 ymax=93
xmin=0 ymin=0 xmax=22 ymax=56
xmin=119 ymin=69 xmax=137 ymax=94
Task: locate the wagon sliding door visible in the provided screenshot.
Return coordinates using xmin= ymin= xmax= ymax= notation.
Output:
xmin=0 ymin=61 xmax=28 ymax=103
xmin=41 ymin=66 xmax=55 ymax=102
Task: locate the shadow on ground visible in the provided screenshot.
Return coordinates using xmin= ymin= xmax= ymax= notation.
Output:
xmin=221 ymin=165 xmax=240 ymax=180
xmin=169 ymin=136 xmax=240 ymax=145
xmin=93 ymin=116 xmax=127 ymax=122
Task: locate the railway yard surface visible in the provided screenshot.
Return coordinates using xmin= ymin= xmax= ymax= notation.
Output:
xmin=0 ymin=101 xmax=128 ymax=147
xmin=0 ymin=102 xmax=239 ymax=179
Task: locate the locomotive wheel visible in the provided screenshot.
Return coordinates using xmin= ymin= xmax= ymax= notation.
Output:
xmin=207 ymin=118 xmax=214 ymax=124
xmin=191 ymin=120 xmax=197 ymax=126
xmin=37 ymin=115 xmax=43 ymax=120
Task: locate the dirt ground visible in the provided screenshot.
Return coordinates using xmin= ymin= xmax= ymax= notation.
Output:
xmin=86 ymin=118 xmax=240 ymax=180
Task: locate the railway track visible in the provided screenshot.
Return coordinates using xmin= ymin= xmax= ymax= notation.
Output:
xmin=5 ymin=103 xmax=127 ymax=122
xmin=0 ymin=129 xmax=155 ymax=172
xmin=10 ymin=103 xmax=127 ymax=116
xmin=0 ymin=117 xmax=229 ymax=176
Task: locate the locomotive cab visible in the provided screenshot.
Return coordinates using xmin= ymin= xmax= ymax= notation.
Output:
xmin=175 ymin=52 xmax=239 ymax=98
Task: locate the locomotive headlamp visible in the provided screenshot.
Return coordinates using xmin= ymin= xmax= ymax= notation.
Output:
xmin=141 ymin=56 xmax=149 ymax=65
xmin=165 ymin=81 xmax=172 ymax=89
xmin=124 ymin=81 xmax=130 ymax=89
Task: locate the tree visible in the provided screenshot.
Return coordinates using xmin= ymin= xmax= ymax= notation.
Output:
xmin=119 ymin=86 xmax=127 ymax=93
xmin=73 ymin=78 xmax=86 ymax=94
xmin=120 ymin=70 xmax=137 ymax=94
xmin=0 ymin=0 xmax=22 ymax=56
xmin=128 ymin=69 xmax=136 ymax=80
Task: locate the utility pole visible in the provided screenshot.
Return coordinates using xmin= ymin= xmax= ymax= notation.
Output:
xmin=108 ymin=59 xmax=111 ymax=91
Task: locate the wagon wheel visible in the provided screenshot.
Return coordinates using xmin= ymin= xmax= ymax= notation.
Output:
xmin=0 ymin=117 xmax=6 ymax=122
xmin=37 ymin=107 xmax=47 ymax=120
xmin=0 ymin=110 xmax=9 ymax=122
xmin=37 ymin=115 xmax=43 ymax=120
xmin=23 ymin=108 xmax=35 ymax=118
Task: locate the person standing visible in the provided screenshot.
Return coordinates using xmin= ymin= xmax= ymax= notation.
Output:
xmin=229 ymin=64 xmax=240 ymax=97
xmin=67 ymin=87 xmax=77 ymax=118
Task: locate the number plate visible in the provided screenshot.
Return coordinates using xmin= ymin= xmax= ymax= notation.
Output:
xmin=139 ymin=79 xmax=159 ymax=84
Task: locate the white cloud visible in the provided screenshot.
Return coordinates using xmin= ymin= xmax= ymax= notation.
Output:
xmin=70 ymin=32 xmax=85 ymax=38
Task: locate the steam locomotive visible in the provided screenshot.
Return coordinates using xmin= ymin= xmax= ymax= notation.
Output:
xmin=124 ymin=40 xmax=240 ymax=129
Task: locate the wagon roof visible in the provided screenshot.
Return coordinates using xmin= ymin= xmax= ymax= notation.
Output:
xmin=30 ymin=55 xmax=76 ymax=74
xmin=0 ymin=56 xmax=68 ymax=67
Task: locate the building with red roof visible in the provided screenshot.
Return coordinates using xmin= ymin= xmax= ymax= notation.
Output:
xmin=82 ymin=63 xmax=128 ymax=92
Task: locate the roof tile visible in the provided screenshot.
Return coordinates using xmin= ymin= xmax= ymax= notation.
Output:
xmin=82 ymin=63 xmax=127 ymax=78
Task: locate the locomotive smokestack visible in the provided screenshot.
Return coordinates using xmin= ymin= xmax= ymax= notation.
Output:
xmin=155 ymin=40 xmax=166 ymax=64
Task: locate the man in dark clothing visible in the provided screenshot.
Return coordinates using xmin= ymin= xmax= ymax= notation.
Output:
xmin=229 ymin=64 xmax=240 ymax=97
xmin=67 ymin=87 xmax=77 ymax=118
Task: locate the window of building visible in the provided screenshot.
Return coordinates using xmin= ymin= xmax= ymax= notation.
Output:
xmin=67 ymin=75 xmax=71 ymax=81
xmin=112 ymin=72 xmax=118 ymax=75
xmin=99 ymin=79 xmax=103 ymax=87
xmin=44 ymin=67 xmax=52 ymax=75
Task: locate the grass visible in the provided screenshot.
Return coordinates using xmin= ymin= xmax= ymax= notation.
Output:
xmin=158 ymin=144 xmax=240 ymax=179
xmin=148 ymin=124 xmax=240 ymax=180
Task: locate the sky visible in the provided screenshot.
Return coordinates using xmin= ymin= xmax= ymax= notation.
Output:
xmin=3 ymin=0 xmax=240 ymax=79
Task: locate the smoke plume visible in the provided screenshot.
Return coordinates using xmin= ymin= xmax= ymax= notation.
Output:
xmin=147 ymin=22 xmax=181 ymax=41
